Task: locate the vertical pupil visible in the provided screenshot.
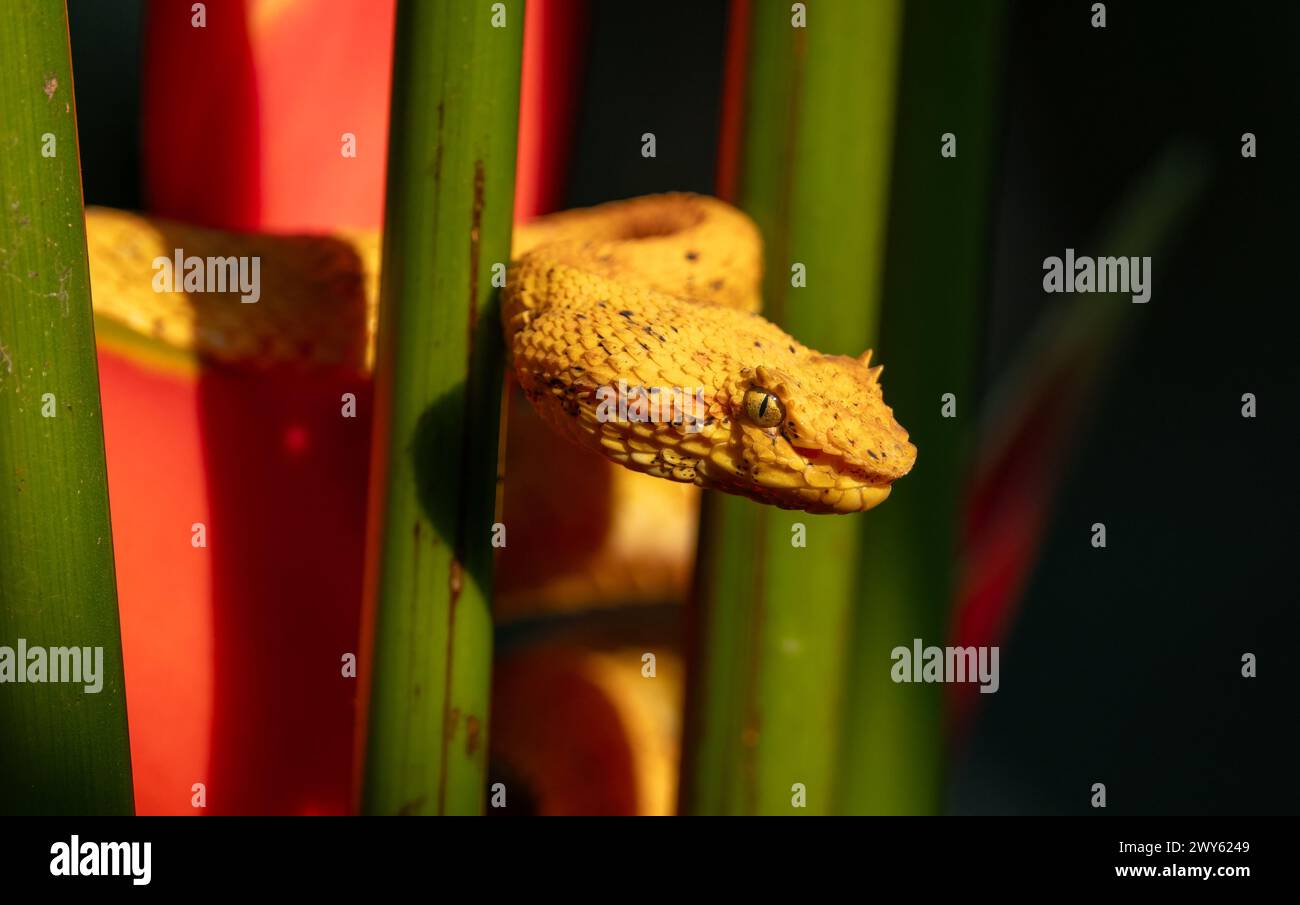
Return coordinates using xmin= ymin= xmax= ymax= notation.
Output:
xmin=758 ymin=394 xmax=771 ymax=419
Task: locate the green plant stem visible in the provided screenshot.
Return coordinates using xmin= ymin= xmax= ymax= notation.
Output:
xmin=0 ymin=0 xmax=133 ymax=815
xmin=837 ymin=0 xmax=1004 ymax=814
xmin=360 ymin=0 xmax=523 ymax=816
xmin=681 ymin=0 xmax=902 ymax=815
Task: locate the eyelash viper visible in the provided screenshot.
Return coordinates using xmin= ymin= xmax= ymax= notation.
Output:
xmin=504 ymin=193 xmax=915 ymax=514
xmin=84 ymin=193 xmax=914 ymax=516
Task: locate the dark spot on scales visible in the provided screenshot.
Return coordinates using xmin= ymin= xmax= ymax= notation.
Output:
xmin=686 ymin=250 xmax=699 ymax=261
xmin=754 ymin=341 xmax=762 ymax=348
xmin=619 ymin=310 xmax=634 ymax=318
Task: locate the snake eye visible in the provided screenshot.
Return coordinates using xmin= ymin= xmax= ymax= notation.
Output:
xmin=744 ymin=388 xmax=785 ymax=428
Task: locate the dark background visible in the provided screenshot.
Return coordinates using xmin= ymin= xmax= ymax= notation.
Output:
xmin=71 ymin=0 xmax=1298 ymax=814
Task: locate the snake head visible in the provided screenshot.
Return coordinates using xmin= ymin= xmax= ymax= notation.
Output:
xmin=715 ymin=359 xmax=916 ymax=514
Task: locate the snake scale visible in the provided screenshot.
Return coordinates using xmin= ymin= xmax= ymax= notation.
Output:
xmin=86 ymin=193 xmax=914 ymax=515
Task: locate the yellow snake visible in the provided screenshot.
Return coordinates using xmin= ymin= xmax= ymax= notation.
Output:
xmin=86 ymin=193 xmax=914 ymax=516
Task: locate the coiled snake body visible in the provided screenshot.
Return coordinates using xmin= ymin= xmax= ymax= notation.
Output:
xmin=87 ymin=193 xmax=914 ymax=515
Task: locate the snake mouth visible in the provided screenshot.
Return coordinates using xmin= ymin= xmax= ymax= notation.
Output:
xmin=790 ymin=444 xmax=895 ymax=489
xmin=792 ymin=444 xmax=829 ymax=465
